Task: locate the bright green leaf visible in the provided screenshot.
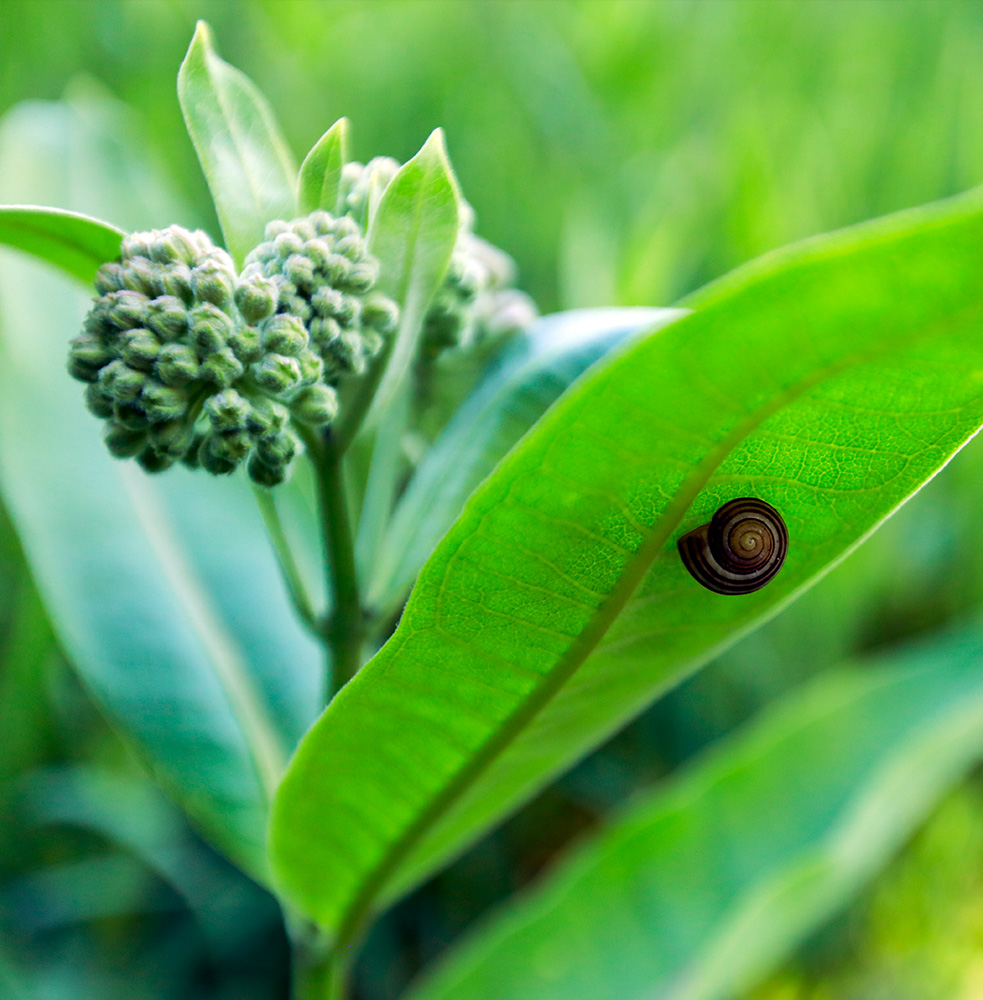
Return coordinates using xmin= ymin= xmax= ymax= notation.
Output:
xmin=366 ymin=307 xmax=684 ymax=616
xmin=0 ymin=205 xmax=122 ymax=285
xmin=177 ymin=20 xmax=297 ymax=266
xmin=409 ymin=630 xmax=983 ymax=1000
xmin=270 ymin=189 xmax=983 ymax=934
xmin=298 ymin=117 xmax=349 ymax=215
xmin=0 ymin=96 xmax=323 ymax=879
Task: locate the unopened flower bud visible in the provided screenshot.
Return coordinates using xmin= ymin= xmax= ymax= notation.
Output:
xmin=291 ymin=384 xmax=338 ymax=426
xmin=234 ymin=274 xmax=277 ymax=324
xmin=199 ymin=346 xmax=244 ymax=387
xmin=263 ymin=314 xmax=307 ymax=356
xmin=191 ymin=258 xmax=235 ymax=307
xmin=156 ymin=343 xmax=200 ymax=386
xmin=121 ymin=329 xmax=162 ymax=371
xmin=254 ymin=353 xmax=302 ymax=395
xmin=204 ymin=388 xmax=251 ymax=432
xmin=189 ymin=303 xmax=232 ymax=354
xmin=141 ymin=383 xmax=186 ymax=424
xmin=104 ymin=423 xmax=147 ymax=458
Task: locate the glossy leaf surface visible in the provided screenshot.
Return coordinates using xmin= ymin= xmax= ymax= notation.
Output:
xmin=410 ymin=630 xmax=983 ymax=1000
xmin=271 ymin=189 xmax=983 ymax=933
xmin=177 ymin=21 xmax=297 ymax=265
xmin=367 ymin=307 xmax=684 ymax=615
xmin=0 ymin=96 xmax=322 ymax=879
xmin=0 ymin=205 xmax=122 ymax=285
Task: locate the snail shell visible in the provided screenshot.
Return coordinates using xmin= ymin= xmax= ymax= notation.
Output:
xmin=677 ymin=497 xmax=788 ymax=595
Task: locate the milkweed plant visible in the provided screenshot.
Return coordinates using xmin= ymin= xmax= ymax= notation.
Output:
xmin=5 ymin=20 xmax=983 ymax=1000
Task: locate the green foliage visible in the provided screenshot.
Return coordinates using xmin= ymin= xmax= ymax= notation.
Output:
xmin=269 ymin=189 xmax=983 ymax=935
xmin=177 ymin=21 xmax=297 ymax=267
xmin=409 ymin=630 xmax=983 ymax=1000
xmin=0 ymin=95 xmax=323 ymax=879
xmin=0 ymin=205 xmax=122 ymax=285
xmin=299 ymin=118 xmax=350 ymax=216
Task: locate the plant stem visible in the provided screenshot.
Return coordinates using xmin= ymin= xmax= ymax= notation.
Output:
xmin=291 ymin=925 xmax=351 ymax=1000
xmin=299 ymin=425 xmax=365 ymax=691
xmin=253 ymin=486 xmax=321 ymax=638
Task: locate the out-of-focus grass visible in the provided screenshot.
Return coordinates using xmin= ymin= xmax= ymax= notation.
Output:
xmin=2 ymin=2 xmax=983 ymax=998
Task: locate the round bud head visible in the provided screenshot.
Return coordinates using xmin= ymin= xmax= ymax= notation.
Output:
xmin=254 ymin=353 xmax=303 ymax=396
xmin=189 ymin=303 xmax=232 ymax=355
xmin=156 ymin=343 xmax=200 ymax=387
xmin=199 ymin=346 xmax=245 ymax=387
xmin=191 ymin=256 xmax=236 ymax=308
xmin=228 ymin=325 xmax=263 ymax=364
xmin=291 ymin=383 xmax=339 ymax=427
xmin=247 ymin=452 xmax=288 ymax=488
xmin=137 ymin=447 xmax=175 ymax=474
xmin=234 ymin=273 xmax=277 ymax=324
xmin=146 ymin=296 xmax=189 ymax=342
xmin=263 ymin=314 xmax=307 ymax=356
xmin=104 ymin=423 xmax=148 ymax=458
xmin=141 ymin=383 xmax=186 ymax=424
xmin=204 ymin=388 xmax=251 ymax=433
xmin=120 ymin=329 xmax=162 ymax=371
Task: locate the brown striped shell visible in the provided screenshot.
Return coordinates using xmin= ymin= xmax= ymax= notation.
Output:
xmin=677 ymin=497 xmax=788 ymax=595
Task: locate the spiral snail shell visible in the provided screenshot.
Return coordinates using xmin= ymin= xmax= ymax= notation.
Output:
xmin=677 ymin=497 xmax=788 ymax=595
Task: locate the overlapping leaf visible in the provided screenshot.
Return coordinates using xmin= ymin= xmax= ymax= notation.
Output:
xmin=271 ymin=190 xmax=983 ymax=937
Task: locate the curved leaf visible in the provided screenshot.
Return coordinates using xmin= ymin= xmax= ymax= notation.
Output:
xmin=270 ymin=189 xmax=983 ymax=932
xmin=0 ymin=205 xmax=122 ymax=285
xmin=299 ymin=118 xmax=349 ymax=215
xmin=177 ymin=21 xmax=297 ymax=265
xmin=367 ymin=307 xmax=684 ymax=615
xmin=0 ymin=96 xmax=322 ymax=878
xmin=409 ymin=630 xmax=983 ymax=1000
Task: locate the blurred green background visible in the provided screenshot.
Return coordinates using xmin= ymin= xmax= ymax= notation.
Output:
xmin=3 ymin=1 xmax=983 ymax=997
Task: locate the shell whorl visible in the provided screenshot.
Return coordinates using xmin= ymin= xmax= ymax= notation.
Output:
xmin=677 ymin=497 xmax=788 ymax=595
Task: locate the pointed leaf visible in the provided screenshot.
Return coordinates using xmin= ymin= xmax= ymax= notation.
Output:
xmin=0 ymin=205 xmax=122 ymax=285
xmin=177 ymin=21 xmax=296 ymax=265
xmin=357 ymin=129 xmax=460 ymax=431
xmin=298 ymin=117 xmax=349 ymax=215
xmin=410 ymin=630 xmax=983 ymax=1000
xmin=271 ymin=189 xmax=983 ymax=932
xmin=0 ymin=96 xmax=322 ymax=879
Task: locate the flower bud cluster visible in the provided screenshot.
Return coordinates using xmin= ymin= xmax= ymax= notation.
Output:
xmin=67 ymin=223 xmax=388 ymax=487
xmin=240 ymin=212 xmax=399 ymax=383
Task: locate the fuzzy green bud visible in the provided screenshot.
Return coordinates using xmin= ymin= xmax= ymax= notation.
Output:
xmin=234 ymin=274 xmax=277 ymax=324
xmin=104 ymin=423 xmax=147 ymax=458
xmin=189 ymin=303 xmax=232 ymax=355
xmin=263 ymin=314 xmax=307 ymax=356
xmin=291 ymin=384 xmax=338 ymax=427
xmin=146 ymin=296 xmax=188 ymax=342
xmin=254 ymin=353 xmax=302 ymax=395
xmin=120 ymin=329 xmax=161 ymax=371
xmin=204 ymin=388 xmax=251 ymax=432
xmin=156 ymin=343 xmax=200 ymax=386
xmin=199 ymin=346 xmax=244 ymax=387
xmin=141 ymin=383 xmax=186 ymax=424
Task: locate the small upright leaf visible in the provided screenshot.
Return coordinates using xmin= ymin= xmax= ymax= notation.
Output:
xmin=0 ymin=205 xmax=122 ymax=285
xmin=410 ymin=631 xmax=983 ymax=1000
xmin=362 ymin=129 xmax=460 ymax=427
xmin=298 ymin=117 xmax=349 ymax=215
xmin=270 ymin=189 xmax=983 ymax=936
xmin=177 ymin=21 xmax=297 ymax=265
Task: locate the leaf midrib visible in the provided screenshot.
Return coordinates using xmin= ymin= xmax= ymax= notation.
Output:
xmin=330 ymin=301 xmax=983 ymax=946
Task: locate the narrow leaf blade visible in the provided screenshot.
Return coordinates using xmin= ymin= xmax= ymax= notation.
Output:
xmin=298 ymin=118 xmax=349 ymax=215
xmin=362 ymin=128 xmax=460 ymax=425
xmin=270 ymin=189 xmax=983 ymax=931
xmin=177 ymin=20 xmax=297 ymax=265
xmin=410 ymin=630 xmax=983 ymax=1000
xmin=0 ymin=205 xmax=122 ymax=285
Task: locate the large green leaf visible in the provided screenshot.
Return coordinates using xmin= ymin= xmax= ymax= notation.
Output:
xmin=0 ymin=95 xmax=323 ymax=878
xmin=409 ymin=629 xmax=983 ymax=1000
xmin=366 ymin=307 xmax=684 ymax=616
xmin=270 ymin=189 xmax=983 ymax=934
xmin=177 ymin=20 xmax=297 ymax=266
xmin=0 ymin=206 xmax=122 ymax=285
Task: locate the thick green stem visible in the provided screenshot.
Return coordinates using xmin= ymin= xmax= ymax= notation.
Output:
xmin=291 ymin=926 xmax=351 ymax=1000
xmin=300 ymin=425 xmax=365 ymax=691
